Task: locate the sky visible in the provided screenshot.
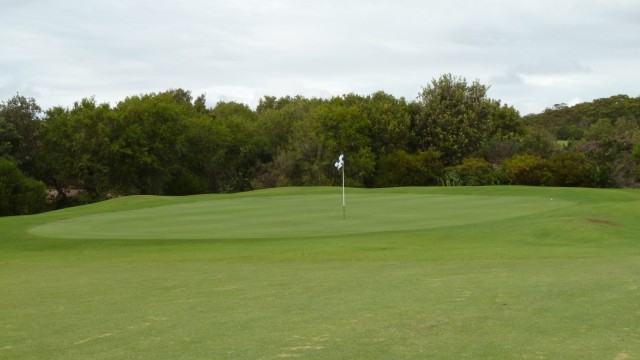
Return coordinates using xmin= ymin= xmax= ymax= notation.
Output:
xmin=2 ymin=0 xmax=639 ymax=115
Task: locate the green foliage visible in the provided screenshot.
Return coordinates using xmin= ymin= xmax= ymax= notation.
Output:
xmin=363 ymin=91 xmax=412 ymax=156
xmin=414 ymin=74 xmax=522 ymax=165
xmin=443 ymin=157 xmax=504 ymax=186
xmin=375 ymin=148 xmax=443 ymax=187
xmin=0 ymin=115 xmax=21 ymax=161
xmin=0 ymin=157 xmax=46 ymax=215
xmin=3 ymin=82 xmax=640 ymax=215
xmin=253 ymin=93 xmax=411 ymax=189
xmin=504 ymin=154 xmax=550 ymax=186
xmin=524 ymin=94 xmax=640 ymax=140
xmin=633 ymin=143 xmax=640 ymax=162
xmin=575 ymin=118 xmax=639 ymax=188
xmin=38 ymin=99 xmax=113 ymax=199
xmin=37 ymin=90 xmax=270 ymax=197
xmin=476 ymin=137 xmax=520 ymax=165
xmin=0 ymin=94 xmax=42 ymax=175
xmin=173 ymin=113 xmax=228 ymax=193
xmin=521 ymin=96 xmax=640 ymax=188
xmin=113 ymin=92 xmax=190 ymax=194
xmin=519 ymin=127 xmax=558 ymax=158
xmin=255 ymin=99 xmax=299 ymax=156
xmin=584 ymin=118 xmax=614 ymax=141
xmin=207 ymin=102 xmax=263 ymax=192
xmin=545 ymin=152 xmax=594 ymax=187
xmin=438 ymin=171 xmax=462 ymax=186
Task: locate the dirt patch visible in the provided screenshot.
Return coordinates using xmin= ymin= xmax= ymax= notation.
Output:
xmin=585 ymin=218 xmax=617 ymax=226
xmin=615 ymin=352 xmax=629 ymax=360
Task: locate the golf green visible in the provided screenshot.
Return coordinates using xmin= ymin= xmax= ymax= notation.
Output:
xmin=28 ymin=188 xmax=572 ymax=239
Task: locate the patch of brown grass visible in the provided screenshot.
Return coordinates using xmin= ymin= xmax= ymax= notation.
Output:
xmin=615 ymin=352 xmax=629 ymax=360
xmin=585 ymin=218 xmax=617 ymax=226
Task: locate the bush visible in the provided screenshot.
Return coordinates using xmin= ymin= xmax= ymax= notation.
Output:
xmin=438 ymin=171 xmax=462 ymax=186
xmin=443 ymin=158 xmax=503 ymax=186
xmin=545 ymin=152 xmax=594 ymax=187
xmin=0 ymin=157 xmax=46 ymax=216
xmin=504 ymin=155 xmax=550 ymax=186
xmin=375 ymin=149 xmax=444 ymax=187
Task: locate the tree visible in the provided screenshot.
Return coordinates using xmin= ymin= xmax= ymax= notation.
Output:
xmin=111 ymin=90 xmax=197 ymax=194
xmin=38 ymin=99 xmax=114 ymax=201
xmin=519 ymin=127 xmax=558 ymax=158
xmin=413 ymin=74 xmax=521 ymax=166
xmin=584 ymin=118 xmax=614 ymax=142
xmin=574 ymin=115 xmax=640 ymax=187
xmin=0 ymin=115 xmax=21 ymax=161
xmin=0 ymin=157 xmax=46 ymax=216
xmin=364 ymin=91 xmax=412 ymax=156
xmin=0 ymin=94 xmax=42 ymax=175
xmin=171 ymin=113 xmax=226 ymax=194
xmin=375 ymin=148 xmax=443 ymax=187
xmin=206 ymin=101 xmax=262 ymax=192
xmin=293 ymin=95 xmax=376 ymax=187
xmin=523 ymin=94 xmax=640 ymax=140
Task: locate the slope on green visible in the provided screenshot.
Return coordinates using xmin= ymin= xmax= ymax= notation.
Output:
xmin=1 ymin=186 xmax=639 ymax=359
xmin=28 ymin=187 xmax=572 ymax=240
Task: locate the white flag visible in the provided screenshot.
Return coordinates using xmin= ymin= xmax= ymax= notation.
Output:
xmin=334 ymin=154 xmax=344 ymax=170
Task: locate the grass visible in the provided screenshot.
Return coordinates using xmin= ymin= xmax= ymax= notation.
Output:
xmin=1 ymin=186 xmax=639 ymax=359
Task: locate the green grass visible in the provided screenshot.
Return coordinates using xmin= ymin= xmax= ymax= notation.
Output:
xmin=1 ymin=186 xmax=639 ymax=359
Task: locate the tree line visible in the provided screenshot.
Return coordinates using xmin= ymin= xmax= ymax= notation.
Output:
xmin=2 ymin=74 xmax=640 ymax=216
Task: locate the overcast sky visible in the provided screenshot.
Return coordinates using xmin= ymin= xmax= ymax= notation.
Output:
xmin=2 ymin=0 xmax=639 ymax=115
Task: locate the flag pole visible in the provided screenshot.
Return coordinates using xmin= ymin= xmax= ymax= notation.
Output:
xmin=335 ymin=153 xmax=345 ymax=220
xmin=342 ymin=160 xmax=345 ymax=220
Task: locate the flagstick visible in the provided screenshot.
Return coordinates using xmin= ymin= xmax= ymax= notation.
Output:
xmin=335 ymin=153 xmax=345 ymax=220
xmin=342 ymin=161 xmax=346 ymax=220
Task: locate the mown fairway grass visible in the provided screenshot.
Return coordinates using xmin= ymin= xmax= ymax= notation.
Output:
xmin=1 ymin=186 xmax=639 ymax=359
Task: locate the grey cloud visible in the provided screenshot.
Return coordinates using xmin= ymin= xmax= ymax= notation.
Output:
xmin=1 ymin=0 xmax=640 ymax=115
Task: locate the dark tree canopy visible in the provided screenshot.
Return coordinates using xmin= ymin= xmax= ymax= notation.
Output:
xmin=0 ymin=94 xmax=42 ymax=175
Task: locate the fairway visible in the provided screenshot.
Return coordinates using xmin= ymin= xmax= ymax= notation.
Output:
xmin=1 ymin=186 xmax=640 ymax=359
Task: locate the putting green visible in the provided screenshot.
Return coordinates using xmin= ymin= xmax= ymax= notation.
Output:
xmin=29 ymin=189 xmax=572 ymax=240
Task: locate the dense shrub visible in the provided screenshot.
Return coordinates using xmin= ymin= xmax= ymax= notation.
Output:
xmin=504 ymin=155 xmax=550 ymax=186
xmin=0 ymin=158 xmax=46 ymax=216
xmin=545 ymin=152 xmax=594 ymax=187
xmin=443 ymin=157 xmax=503 ymax=186
xmin=375 ymin=149 xmax=443 ymax=187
